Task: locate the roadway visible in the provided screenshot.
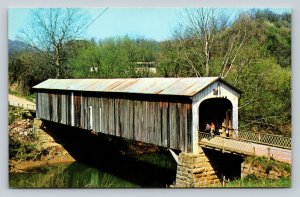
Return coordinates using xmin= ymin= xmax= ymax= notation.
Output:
xmin=8 ymin=94 xmax=36 ymax=110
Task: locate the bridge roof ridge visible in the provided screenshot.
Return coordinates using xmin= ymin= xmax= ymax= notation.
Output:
xmin=33 ymin=77 xmax=237 ymax=97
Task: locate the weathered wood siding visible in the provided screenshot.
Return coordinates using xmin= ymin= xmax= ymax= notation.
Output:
xmin=36 ymin=91 xmax=193 ymax=152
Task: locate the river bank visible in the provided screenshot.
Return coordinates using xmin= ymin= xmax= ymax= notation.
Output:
xmin=9 ymin=108 xmax=75 ymax=172
xmin=9 ymin=106 xmax=163 ymax=173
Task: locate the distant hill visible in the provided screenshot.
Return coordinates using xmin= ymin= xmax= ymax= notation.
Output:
xmin=8 ymin=39 xmax=29 ymax=54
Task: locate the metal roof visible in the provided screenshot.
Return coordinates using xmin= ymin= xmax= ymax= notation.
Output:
xmin=33 ymin=77 xmax=239 ymax=97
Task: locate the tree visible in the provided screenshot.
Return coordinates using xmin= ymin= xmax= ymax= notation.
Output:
xmin=19 ymin=8 xmax=89 ymax=78
xmin=234 ymin=58 xmax=291 ymax=135
xmin=70 ymin=37 xmax=159 ymax=78
xmin=249 ymin=9 xmax=291 ymax=68
xmin=157 ymin=40 xmax=193 ymax=77
xmin=9 ymin=50 xmax=53 ymax=95
xmin=169 ymin=8 xmax=247 ymax=78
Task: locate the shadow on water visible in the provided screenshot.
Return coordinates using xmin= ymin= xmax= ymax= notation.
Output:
xmin=31 ymin=120 xmax=177 ymax=188
xmin=10 ymin=162 xmax=141 ymax=188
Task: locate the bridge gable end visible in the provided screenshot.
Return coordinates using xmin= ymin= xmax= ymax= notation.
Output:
xmin=190 ymin=80 xmax=240 ymax=154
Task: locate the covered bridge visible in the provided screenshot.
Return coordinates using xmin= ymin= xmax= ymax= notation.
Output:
xmin=33 ymin=77 xmax=241 ymax=153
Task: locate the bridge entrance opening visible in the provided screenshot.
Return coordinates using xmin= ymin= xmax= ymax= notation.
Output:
xmin=199 ymin=98 xmax=232 ymax=136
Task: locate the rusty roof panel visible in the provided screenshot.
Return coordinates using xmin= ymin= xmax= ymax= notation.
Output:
xmin=33 ymin=77 xmax=230 ymax=96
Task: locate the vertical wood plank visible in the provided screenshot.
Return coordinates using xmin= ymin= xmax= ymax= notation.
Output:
xmin=115 ymin=97 xmax=120 ymax=136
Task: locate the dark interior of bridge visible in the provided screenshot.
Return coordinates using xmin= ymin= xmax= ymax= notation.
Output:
xmin=199 ymin=98 xmax=232 ymax=133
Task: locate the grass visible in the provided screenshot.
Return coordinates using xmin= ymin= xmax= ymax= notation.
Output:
xmin=25 ymin=94 xmax=36 ymax=103
xmin=224 ymin=175 xmax=291 ymax=188
xmin=9 ymin=88 xmax=35 ymax=103
xmin=8 ymin=106 xmax=32 ymax=124
xmin=244 ymin=156 xmax=291 ymax=175
xmin=220 ymin=156 xmax=292 ymax=188
xmin=9 ymin=138 xmax=47 ymax=161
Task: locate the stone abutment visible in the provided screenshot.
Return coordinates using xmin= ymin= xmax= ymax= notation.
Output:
xmin=174 ymin=147 xmax=243 ymax=187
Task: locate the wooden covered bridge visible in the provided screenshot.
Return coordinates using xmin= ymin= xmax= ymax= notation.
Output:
xmin=33 ymin=77 xmax=240 ymax=152
xmin=33 ymin=77 xmax=291 ymax=187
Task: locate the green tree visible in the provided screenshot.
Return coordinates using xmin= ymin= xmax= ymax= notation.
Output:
xmin=9 ymin=50 xmax=53 ymax=95
xmin=234 ymin=58 xmax=291 ymax=135
xmin=249 ymin=9 xmax=291 ymax=68
xmin=70 ymin=37 xmax=159 ymax=78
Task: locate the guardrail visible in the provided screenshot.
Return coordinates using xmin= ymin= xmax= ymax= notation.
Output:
xmin=8 ymin=101 xmax=36 ymax=111
xmin=199 ymin=130 xmax=291 ymax=150
xmin=198 ymin=131 xmax=292 ymax=164
xmin=237 ymin=130 xmax=291 ymax=149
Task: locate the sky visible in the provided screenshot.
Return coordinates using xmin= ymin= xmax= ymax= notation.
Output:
xmin=8 ymin=8 xmax=291 ymax=42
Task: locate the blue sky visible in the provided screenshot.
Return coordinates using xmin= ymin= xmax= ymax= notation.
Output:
xmin=8 ymin=8 xmax=291 ymax=42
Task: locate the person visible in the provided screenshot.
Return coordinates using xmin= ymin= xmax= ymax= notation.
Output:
xmin=220 ymin=119 xmax=229 ymax=137
xmin=204 ymin=122 xmax=210 ymax=131
xmin=210 ymin=121 xmax=215 ymax=137
xmin=219 ymin=120 xmax=226 ymax=137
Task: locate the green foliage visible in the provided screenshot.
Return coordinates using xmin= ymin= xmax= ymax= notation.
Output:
xmin=157 ymin=40 xmax=187 ymax=77
xmin=232 ymin=58 xmax=291 ymax=134
xmin=70 ymin=37 xmax=159 ymax=78
xmin=9 ymin=106 xmax=47 ymax=161
xmin=9 ymin=162 xmax=139 ymax=188
xmin=244 ymin=156 xmax=292 ymax=175
xmin=248 ymin=9 xmax=291 ymax=68
xmin=25 ymin=94 xmax=36 ymax=103
xmin=9 ymin=138 xmax=44 ymax=161
xmin=9 ymin=50 xmax=54 ymax=95
xmin=225 ymin=175 xmax=291 ymax=187
xmin=226 ymin=155 xmax=291 ymax=188
xmin=8 ymin=106 xmax=31 ymax=124
xmin=266 ymin=23 xmax=291 ymax=68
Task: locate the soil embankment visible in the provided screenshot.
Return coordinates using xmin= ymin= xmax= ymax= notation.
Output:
xmin=9 ymin=115 xmax=75 ymax=172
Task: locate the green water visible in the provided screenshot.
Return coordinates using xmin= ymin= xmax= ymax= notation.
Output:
xmin=9 ymin=152 xmax=177 ymax=188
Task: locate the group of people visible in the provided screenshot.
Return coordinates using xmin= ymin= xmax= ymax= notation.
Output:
xmin=204 ymin=120 xmax=231 ymax=138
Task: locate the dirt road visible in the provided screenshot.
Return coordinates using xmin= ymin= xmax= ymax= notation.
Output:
xmin=8 ymin=94 xmax=36 ymax=110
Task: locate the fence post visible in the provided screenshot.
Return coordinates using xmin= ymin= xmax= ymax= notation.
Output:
xmin=267 ymin=147 xmax=271 ymax=160
xmin=258 ymin=133 xmax=261 ymax=143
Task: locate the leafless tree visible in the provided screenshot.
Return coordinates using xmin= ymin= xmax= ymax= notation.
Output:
xmin=20 ymin=8 xmax=89 ymax=78
xmin=175 ymin=8 xmax=247 ymax=78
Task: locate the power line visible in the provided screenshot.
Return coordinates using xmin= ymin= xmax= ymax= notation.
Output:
xmin=85 ymin=8 xmax=109 ymax=29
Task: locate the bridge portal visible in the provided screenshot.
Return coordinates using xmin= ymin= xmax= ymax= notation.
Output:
xmin=199 ymin=98 xmax=233 ymax=135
